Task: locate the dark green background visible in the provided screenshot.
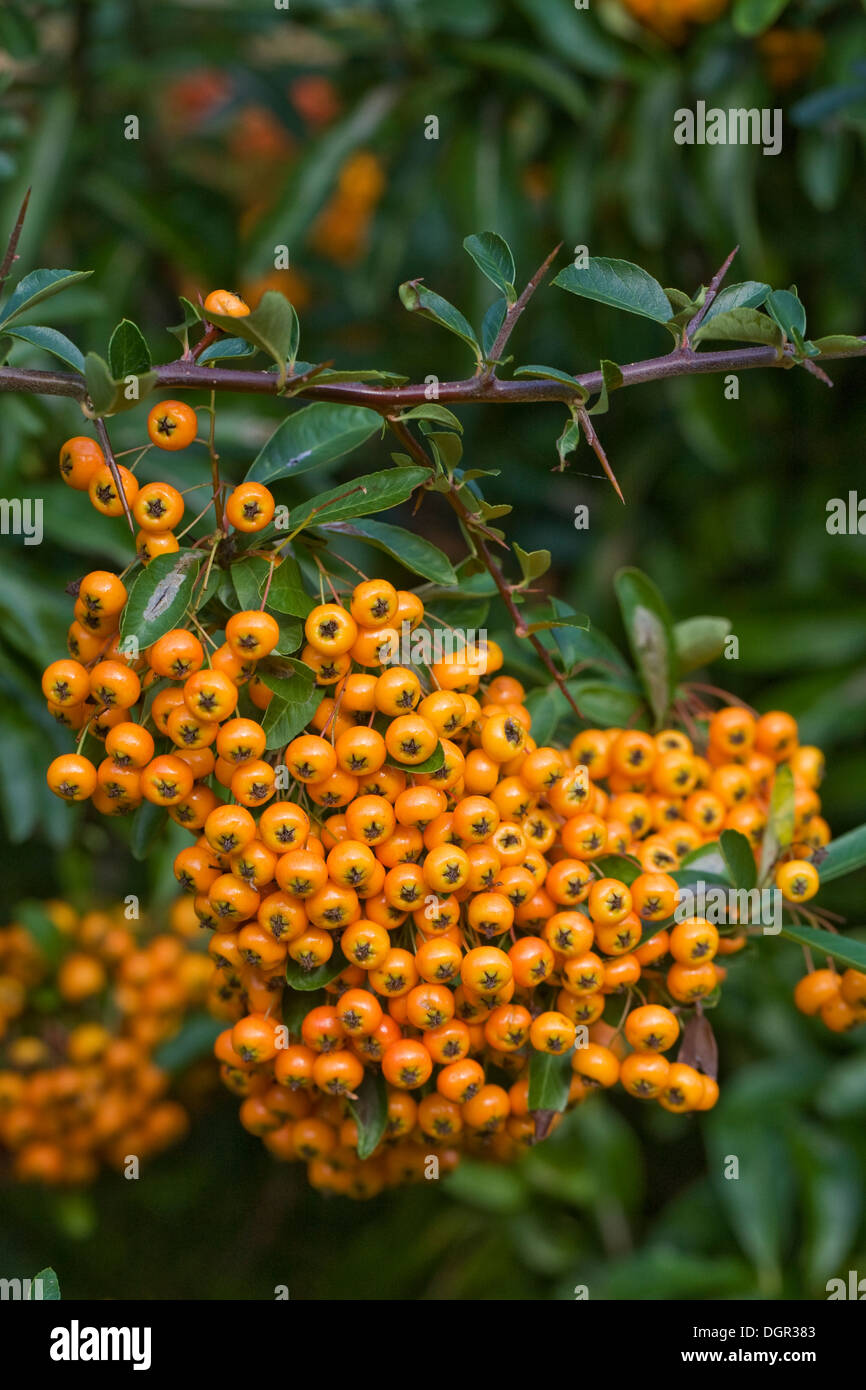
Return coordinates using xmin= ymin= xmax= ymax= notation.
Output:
xmin=0 ymin=0 xmax=865 ymax=1299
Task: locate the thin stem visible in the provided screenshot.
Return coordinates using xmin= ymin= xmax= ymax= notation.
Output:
xmin=483 ymin=242 xmax=563 ymax=372
xmin=94 ymin=417 xmax=134 ymax=533
xmin=206 ymin=391 xmax=224 ymax=531
xmin=0 ymin=187 xmax=31 ymax=296
xmin=2 ymin=339 xmax=864 ymax=409
xmin=386 ymin=416 xmax=584 ymax=721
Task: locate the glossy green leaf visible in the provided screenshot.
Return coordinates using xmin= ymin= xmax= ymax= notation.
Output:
xmin=287 ymin=467 xmax=429 ymax=534
xmin=528 ymin=1047 xmax=574 ymax=1112
xmin=759 ymin=762 xmax=795 ymax=877
xmin=463 ymin=231 xmax=516 ymax=301
xmin=262 ymin=554 xmax=314 ymax=618
xmin=816 ymin=822 xmax=866 ymax=882
xmin=0 ymin=268 xmax=93 ymax=327
xmin=674 ymin=615 xmax=732 ymax=674
xmin=108 ymin=318 xmax=151 ymax=378
xmin=130 ymin=800 xmax=168 ymax=862
xmin=514 ymin=364 xmax=588 ymax=399
xmin=481 ymin=297 xmax=507 ymax=358
xmin=321 ymin=518 xmax=457 ymax=585
xmin=348 ymin=1069 xmax=388 ymax=1160
xmin=613 ymin=567 xmax=676 ymax=729
xmin=701 ymin=281 xmax=770 ymax=323
xmin=3 ymin=324 xmax=84 ymax=372
xmin=765 ymin=289 xmax=807 ymax=342
xmin=399 ymin=279 xmax=480 ymax=358
xmin=566 ymin=681 xmax=644 ymax=726
xmin=154 ymin=1015 xmax=223 ymax=1073
xmin=554 ymin=257 xmax=672 ymax=323
xmin=285 ymin=942 xmax=349 ymax=991
xmin=205 ymin=291 xmax=299 ymax=379
xmin=720 ymin=829 xmax=757 ymax=891
xmin=31 ymin=1269 xmax=60 ymax=1301
xmin=120 ymin=551 xmax=201 ymax=647
xmin=283 ymin=987 xmax=324 ymax=1035
xmin=694 ymin=307 xmax=784 ymax=349
xmin=592 ymin=854 xmax=642 ymax=885
xmin=245 ymin=403 xmax=382 ymax=486
xmin=779 ymin=923 xmax=866 ymax=974
xmin=196 ymin=336 xmax=258 ymax=365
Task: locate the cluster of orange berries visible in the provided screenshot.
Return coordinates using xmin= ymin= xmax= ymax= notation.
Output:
xmin=0 ymin=898 xmax=213 ymax=1184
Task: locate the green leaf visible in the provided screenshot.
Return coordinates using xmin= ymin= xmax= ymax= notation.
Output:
xmin=287 ymin=467 xmax=429 ymax=535
xmin=554 ymin=257 xmax=672 ymax=324
xmin=701 ymin=281 xmax=770 ymax=323
xmin=398 ymin=403 xmax=463 ymax=432
xmin=83 ymin=351 xmax=118 ymax=416
xmin=732 ymin=0 xmax=792 ymax=38
xmin=765 ymin=289 xmax=807 ymax=342
xmin=263 ymin=554 xmax=314 ymax=618
xmin=463 ymin=231 xmax=517 ymax=302
xmin=566 ymin=681 xmax=644 ymax=727
xmin=481 ymin=298 xmax=507 ymax=358
xmin=283 ymin=986 xmax=324 ymax=1035
xmin=556 ymin=411 xmax=582 ymax=468
xmin=130 ymin=800 xmax=168 ymax=861
xmin=285 ymin=943 xmax=349 ymax=991
xmin=592 ymin=854 xmax=642 ymax=885
xmin=693 ymin=307 xmax=784 ymax=350
xmin=0 ymin=268 xmax=93 ymax=327
xmin=260 ymin=661 xmax=321 ymax=749
xmin=120 ymin=551 xmax=201 ymax=648
xmin=3 ymin=324 xmax=84 ymax=372
xmin=197 ymin=336 xmax=258 ymax=365
xmin=17 ymin=901 xmax=66 ymax=967
xmin=167 ymin=296 xmax=201 ymax=349
xmin=779 ymin=923 xmax=866 ymax=975
xmin=245 ymin=403 xmax=382 ymax=486
xmin=513 ymin=543 xmax=551 ymax=585
xmin=206 ymin=292 xmax=299 ymax=382
xmin=794 ymin=1124 xmax=862 ymax=1288
xmin=399 ymin=279 xmax=480 ymax=358
xmin=108 ymin=318 xmax=152 ymax=378
xmin=385 ymin=740 xmax=444 ymax=775
xmin=815 ymin=823 xmax=866 ymax=883
xmin=321 ymin=519 xmax=457 ymax=585
xmin=524 ymin=686 xmax=569 ymax=744
xmin=348 ymin=1069 xmax=388 ymax=1160
xmin=31 ymin=1269 xmax=60 ymax=1301
xmin=514 ymin=364 xmax=588 ymax=399
xmin=230 ymin=556 xmax=271 ymax=611
xmin=613 ymin=567 xmax=676 ymax=729
xmin=720 ymin=829 xmax=757 ymax=891
xmin=818 ymin=1055 xmax=866 ymax=1118
xmin=454 ymin=39 xmax=589 ymax=121
xmin=549 ymin=604 xmax=629 ymax=676
xmin=706 ymin=1109 xmax=794 ymax=1294
xmin=759 ymin=762 xmax=795 ymax=877
xmin=528 ymin=1047 xmax=574 ymax=1112
xmin=674 ymin=616 xmax=732 ymax=674
xmin=812 ymin=335 xmax=865 ymax=354
xmin=588 ymin=359 xmax=623 ymax=416
xmin=154 ymin=1015 xmax=222 ymax=1073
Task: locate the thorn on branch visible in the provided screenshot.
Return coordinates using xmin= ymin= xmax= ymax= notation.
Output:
xmin=578 ymin=409 xmax=624 ymax=504
xmin=483 ymin=241 xmax=564 ymax=376
xmin=0 ymin=187 xmax=32 ymax=297
xmin=685 ymin=245 xmax=739 ymax=341
xmin=800 ymin=357 xmax=834 ymax=388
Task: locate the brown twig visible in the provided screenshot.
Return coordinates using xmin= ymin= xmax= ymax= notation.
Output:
xmin=386 ymin=416 xmax=584 ymax=720
xmin=483 ymin=242 xmax=563 ymax=372
xmin=94 ymin=416 xmax=135 ymax=533
xmin=0 ymin=188 xmax=32 ymax=298
xmin=577 ymin=407 xmax=624 ymax=503
xmin=1 ymin=336 xmax=865 ymax=407
xmin=685 ymin=245 xmax=739 ymax=341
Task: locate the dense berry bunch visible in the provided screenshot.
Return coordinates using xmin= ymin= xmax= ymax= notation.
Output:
xmin=0 ymin=898 xmax=213 ymax=1184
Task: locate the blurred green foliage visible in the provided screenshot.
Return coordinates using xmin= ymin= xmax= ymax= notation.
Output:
xmin=0 ymin=0 xmax=865 ymax=1300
